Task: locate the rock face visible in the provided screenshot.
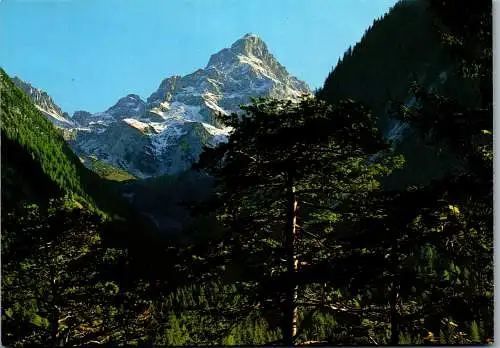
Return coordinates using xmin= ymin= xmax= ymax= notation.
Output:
xmin=107 ymin=94 xmax=147 ymax=120
xmin=15 ymin=33 xmax=311 ymax=178
xmin=11 ymin=77 xmax=75 ymax=128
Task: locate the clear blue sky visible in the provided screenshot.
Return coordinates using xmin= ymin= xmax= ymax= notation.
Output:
xmin=1 ymin=0 xmax=398 ymax=114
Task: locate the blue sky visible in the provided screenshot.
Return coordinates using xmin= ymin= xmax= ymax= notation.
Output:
xmin=1 ymin=0 xmax=398 ymax=114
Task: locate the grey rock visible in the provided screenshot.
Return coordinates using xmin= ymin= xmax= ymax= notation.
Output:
xmin=106 ymin=94 xmax=146 ymax=120
xmin=72 ymin=110 xmax=93 ymax=126
xmin=12 ymin=76 xmax=75 ymax=128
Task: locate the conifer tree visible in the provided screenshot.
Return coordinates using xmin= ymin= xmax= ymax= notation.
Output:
xmin=2 ymin=199 xmax=154 ymax=346
xmin=195 ymin=95 xmax=402 ymax=344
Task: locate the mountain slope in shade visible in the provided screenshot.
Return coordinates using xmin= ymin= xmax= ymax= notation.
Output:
xmin=315 ymin=0 xmax=465 ymax=190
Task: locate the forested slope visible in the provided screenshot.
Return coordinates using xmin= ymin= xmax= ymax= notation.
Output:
xmin=1 ymin=69 xmax=92 ymax=207
xmin=1 ymin=68 xmax=132 ymax=214
xmin=316 ymin=0 xmax=468 ymax=189
xmin=0 ymin=0 xmax=492 ymax=345
xmin=317 ymin=0 xmax=448 ymax=130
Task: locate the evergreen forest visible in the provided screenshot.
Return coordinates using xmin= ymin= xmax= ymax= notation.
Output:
xmin=1 ymin=0 xmax=493 ymax=345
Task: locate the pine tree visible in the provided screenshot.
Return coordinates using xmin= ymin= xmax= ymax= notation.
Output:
xmin=2 ymin=199 xmax=103 ymax=346
xmin=1 ymin=199 xmax=154 ymax=346
xmin=195 ymin=95 xmax=402 ymax=345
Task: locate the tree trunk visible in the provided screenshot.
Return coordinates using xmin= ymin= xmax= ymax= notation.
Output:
xmin=284 ymin=174 xmax=299 ymax=346
xmin=50 ymin=281 xmax=61 ymax=347
xmin=390 ymin=239 xmax=399 ymax=346
xmin=390 ymin=284 xmax=399 ymax=345
xmin=50 ymin=307 xmax=60 ymax=347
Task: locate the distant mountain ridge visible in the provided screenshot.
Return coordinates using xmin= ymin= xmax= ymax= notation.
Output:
xmin=13 ymin=33 xmax=310 ymax=178
xmin=11 ymin=77 xmax=75 ymax=129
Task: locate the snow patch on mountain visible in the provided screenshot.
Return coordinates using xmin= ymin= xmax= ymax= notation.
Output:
xmin=122 ymin=118 xmax=151 ymax=133
xmin=166 ymin=102 xmax=203 ymax=121
xmin=150 ymin=123 xmax=188 ymax=156
xmin=237 ymin=54 xmax=278 ymax=82
xmin=202 ymin=122 xmax=232 ymax=145
xmin=202 ymin=91 xmax=228 ymax=116
xmin=34 ymin=105 xmax=73 ymax=127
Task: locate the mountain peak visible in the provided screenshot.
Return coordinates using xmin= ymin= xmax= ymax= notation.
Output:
xmin=230 ymin=33 xmax=267 ymax=56
xmin=244 ymin=32 xmax=258 ymax=38
xmin=105 ymin=93 xmax=146 ymax=120
xmin=240 ymin=32 xmax=262 ymax=43
xmin=206 ymin=33 xmax=270 ymax=69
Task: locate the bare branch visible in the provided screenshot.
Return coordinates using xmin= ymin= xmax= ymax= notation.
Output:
xmin=58 ymin=315 xmax=74 ymax=323
xmin=369 ymin=335 xmax=379 ymax=345
xmin=302 ymin=340 xmax=329 ymax=345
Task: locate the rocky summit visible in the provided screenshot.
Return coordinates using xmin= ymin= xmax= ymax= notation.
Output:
xmin=15 ymin=33 xmax=310 ymax=178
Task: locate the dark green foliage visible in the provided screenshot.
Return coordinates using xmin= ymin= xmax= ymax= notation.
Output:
xmin=1 ymin=131 xmax=63 ymax=209
xmin=316 ymin=0 xmax=467 ymax=190
xmin=292 ymin=0 xmax=491 ymax=344
xmin=2 ymin=199 xmax=198 ymax=347
xmin=322 ymin=0 xmax=493 ymax=344
xmin=2 ymin=200 xmax=123 ymax=346
xmin=1 ymin=67 xmax=175 ymax=346
xmin=395 ymin=0 xmax=492 ymax=341
xmin=150 ymin=281 xmax=281 ymax=345
xmin=194 ymin=95 xmax=402 ymax=344
xmin=0 ymin=0 xmax=492 ymax=345
xmin=317 ymin=0 xmax=448 ymax=131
